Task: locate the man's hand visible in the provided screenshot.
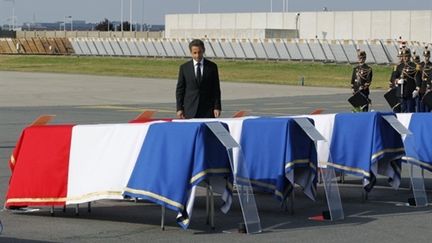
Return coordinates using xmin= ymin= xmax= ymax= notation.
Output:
xmin=176 ymin=110 xmax=185 ymax=119
xmin=213 ymin=109 xmax=221 ymax=118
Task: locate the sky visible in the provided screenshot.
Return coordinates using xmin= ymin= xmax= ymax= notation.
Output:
xmin=0 ymin=0 xmax=431 ymax=26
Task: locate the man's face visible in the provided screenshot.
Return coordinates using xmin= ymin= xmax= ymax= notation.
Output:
xmin=425 ymin=55 xmax=430 ymax=62
xmin=358 ymin=56 xmax=366 ymax=64
xmin=190 ymin=46 xmax=204 ymax=62
xmin=402 ymin=55 xmax=410 ymax=63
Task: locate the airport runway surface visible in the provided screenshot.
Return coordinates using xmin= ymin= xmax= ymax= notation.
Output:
xmin=0 ymin=71 xmax=430 ymax=242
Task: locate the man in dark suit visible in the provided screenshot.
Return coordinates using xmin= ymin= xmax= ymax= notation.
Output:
xmin=176 ymin=39 xmax=221 ymax=119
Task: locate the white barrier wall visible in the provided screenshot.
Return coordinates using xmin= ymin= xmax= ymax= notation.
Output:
xmin=252 ymin=13 xmax=267 ymax=29
xmin=390 ymin=11 xmax=411 ymax=40
xmin=353 ymin=12 xmax=371 ymax=40
xmin=334 ymin=12 xmax=353 ymax=40
xmin=67 ymin=37 xmax=429 ymax=65
xmin=411 ymin=11 xmax=432 ymax=43
xmin=207 ymin=14 xmax=222 ymax=29
xmin=315 ymin=12 xmax=335 ymax=40
xmin=298 ymin=12 xmax=316 ymax=38
xmin=166 ymin=11 xmax=432 ymax=42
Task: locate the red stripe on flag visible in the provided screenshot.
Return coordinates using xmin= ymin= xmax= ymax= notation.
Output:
xmin=6 ymin=125 xmax=74 ymax=207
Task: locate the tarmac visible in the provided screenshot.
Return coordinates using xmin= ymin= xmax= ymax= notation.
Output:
xmin=0 ymin=71 xmax=431 ymax=242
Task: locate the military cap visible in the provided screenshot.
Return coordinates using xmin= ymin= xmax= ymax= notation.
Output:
xmin=357 ymin=50 xmax=366 ymax=58
xmin=400 ymin=48 xmax=411 ymax=57
xmin=423 ymin=46 xmax=430 ymax=57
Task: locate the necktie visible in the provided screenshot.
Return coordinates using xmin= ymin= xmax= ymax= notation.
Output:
xmin=196 ymin=62 xmax=202 ymax=83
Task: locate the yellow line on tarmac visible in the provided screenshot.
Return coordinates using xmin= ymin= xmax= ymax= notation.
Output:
xmin=305 ymin=101 xmax=346 ymax=104
xmin=119 ymin=109 xmax=173 ymax=113
xmin=261 ymin=102 xmax=294 ymax=106
xmin=77 ymin=105 xmax=141 ymax=110
xmin=77 ymin=105 xmax=173 ymax=113
xmin=263 ymin=106 xmax=312 ymax=110
xmin=222 ymin=103 xmax=255 ymax=107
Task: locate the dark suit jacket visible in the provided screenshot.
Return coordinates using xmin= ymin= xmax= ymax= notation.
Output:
xmin=176 ymin=59 xmax=221 ymax=118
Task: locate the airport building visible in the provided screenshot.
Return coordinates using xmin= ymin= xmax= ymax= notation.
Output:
xmin=165 ymin=10 xmax=432 ymax=42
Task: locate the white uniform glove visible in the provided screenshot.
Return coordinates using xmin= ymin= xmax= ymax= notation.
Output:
xmin=412 ymin=89 xmax=419 ymax=98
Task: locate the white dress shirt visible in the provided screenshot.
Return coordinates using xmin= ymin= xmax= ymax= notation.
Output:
xmin=193 ymin=59 xmax=204 ymax=77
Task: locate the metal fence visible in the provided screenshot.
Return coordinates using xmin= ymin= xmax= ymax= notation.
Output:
xmin=69 ymin=37 xmax=427 ymax=64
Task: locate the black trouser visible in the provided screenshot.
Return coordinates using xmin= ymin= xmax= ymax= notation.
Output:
xmin=399 ymin=97 xmax=415 ymax=113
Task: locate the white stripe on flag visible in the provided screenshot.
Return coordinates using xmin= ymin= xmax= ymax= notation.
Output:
xmin=66 ymin=121 xmax=165 ymax=204
xmin=396 ymin=113 xmax=413 ymax=141
xmin=306 ymin=114 xmax=337 ymax=168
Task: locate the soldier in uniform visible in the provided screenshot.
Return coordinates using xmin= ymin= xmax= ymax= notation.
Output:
xmin=351 ymin=50 xmax=372 ymax=111
xmin=390 ymin=48 xmax=419 ymax=113
xmin=413 ymin=51 xmax=421 ymax=65
xmin=385 ymin=50 xmax=401 ymax=112
xmin=415 ymin=47 xmax=432 ymax=112
xmin=389 ymin=48 xmax=403 ymax=87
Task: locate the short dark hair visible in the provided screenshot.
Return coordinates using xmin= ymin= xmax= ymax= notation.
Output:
xmin=189 ymin=39 xmax=205 ymax=52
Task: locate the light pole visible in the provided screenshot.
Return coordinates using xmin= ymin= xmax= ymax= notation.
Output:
xmin=121 ymin=0 xmax=124 ymax=31
xmin=141 ymin=0 xmax=144 ymax=31
xmin=198 ymin=0 xmax=201 ymax=14
xmin=5 ymin=17 xmax=11 ymax=30
xmin=282 ymin=0 xmax=288 ymax=12
xmin=4 ymin=0 xmax=15 ymax=30
xmin=130 ymin=0 xmax=133 ymax=32
xmin=12 ymin=0 xmax=15 ymax=29
xmin=64 ymin=16 xmax=72 ymax=31
xmin=270 ymin=0 xmax=273 ymax=12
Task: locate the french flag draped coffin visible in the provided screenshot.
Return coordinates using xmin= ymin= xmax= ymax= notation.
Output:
xmin=123 ymin=122 xmax=232 ymax=228
xmin=6 ymin=121 xmax=232 ymax=229
xmin=240 ymin=117 xmax=317 ymax=201
xmin=6 ymin=122 xmax=159 ymax=207
xmin=397 ymin=113 xmax=432 ymax=172
xmin=324 ymin=112 xmax=405 ymax=190
xmin=173 ymin=116 xmax=319 ymax=201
